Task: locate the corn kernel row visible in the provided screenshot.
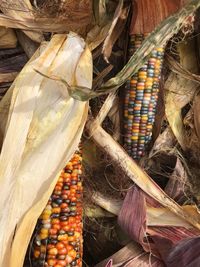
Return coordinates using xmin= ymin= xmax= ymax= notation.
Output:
xmin=124 ymin=34 xmax=164 ymax=159
xmin=32 ymin=150 xmax=83 ymax=267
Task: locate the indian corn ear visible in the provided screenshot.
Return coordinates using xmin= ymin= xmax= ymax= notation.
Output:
xmin=124 ymin=34 xmax=164 ymax=159
xmin=32 ymin=150 xmax=83 ymax=267
xmin=0 ymin=33 xmax=92 ymax=267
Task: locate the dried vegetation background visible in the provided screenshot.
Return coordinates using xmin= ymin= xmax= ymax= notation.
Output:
xmin=1 ymin=0 xmax=200 ymax=267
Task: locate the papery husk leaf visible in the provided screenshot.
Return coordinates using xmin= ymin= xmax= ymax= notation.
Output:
xmin=89 ymin=92 xmax=117 ymax=137
xmin=164 ymin=158 xmax=189 ymax=203
xmin=102 ymin=0 xmax=130 ymax=62
xmin=149 ymin=226 xmax=199 ymax=263
xmin=166 ymin=55 xmax=200 ymax=84
xmin=0 ymin=0 xmax=43 ymax=42
xmin=0 ymin=26 xmax=17 ymax=48
xmin=165 ymin=74 xmax=198 ymax=150
xmin=0 ymin=0 xmax=93 ymax=39
xmin=165 ymin=39 xmax=199 ymax=149
xmin=130 ymin=0 xmax=183 ymax=34
xmin=150 ymin=128 xmax=176 ymax=157
xmin=147 ymin=205 xmax=199 ymax=228
xmin=166 ymin=236 xmax=200 ymax=267
xmin=95 ymin=242 xmax=164 ymax=267
xmin=0 ymin=33 xmax=92 ymax=267
xmin=118 ymin=187 xmax=200 ymax=259
xmin=92 ymin=192 xmax=122 ymax=216
xmin=118 ymin=186 xmax=146 ymax=245
xmin=178 ymin=39 xmax=199 ymax=73
xmin=87 ymin=23 xmax=112 ymax=51
xmin=87 ymin=0 xmax=123 ymax=51
xmin=93 ymin=0 xmax=108 ymax=26
xmin=0 ymin=45 xmax=44 ymax=144
xmin=93 ymin=192 xmax=200 ymax=228
xmin=0 ymin=72 xmax=18 ymax=83
xmin=86 ymin=122 xmax=200 ymax=230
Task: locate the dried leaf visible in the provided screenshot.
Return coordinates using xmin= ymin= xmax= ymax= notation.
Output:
xmin=166 ymin=236 xmax=200 ymax=267
xmin=0 ymin=72 xmax=18 ymax=83
xmin=93 ymin=192 xmax=200 ymax=228
xmin=118 ymin=187 xmax=200 ymax=260
xmin=96 ymin=242 xmax=164 ymax=267
xmin=150 ymin=128 xmax=176 ymax=157
xmin=0 ymin=0 xmax=43 ymax=42
xmin=87 ymin=23 xmax=112 ymax=51
xmin=0 ymin=26 xmax=17 ymax=48
xmin=147 ymin=205 xmax=198 ymax=228
xmin=104 ymin=259 xmax=112 ymax=267
xmin=130 ymin=0 xmax=183 ymax=34
xmin=178 ymin=39 xmax=199 ymax=73
xmin=93 ymin=0 xmax=108 ymax=26
xmin=166 ymin=55 xmax=200 ymax=84
xmin=0 ymin=0 xmax=93 ymax=40
xmin=165 ymin=158 xmax=189 ymax=203
xmin=102 ymin=0 xmax=130 ymax=62
xmin=149 ymin=227 xmax=200 ymax=263
xmin=118 ymin=186 xmax=146 ymax=244
xmin=86 ymin=122 xmax=200 ymax=230
xmin=165 ymin=39 xmax=200 ymax=149
xmin=165 ymin=73 xmax=198 ymax=149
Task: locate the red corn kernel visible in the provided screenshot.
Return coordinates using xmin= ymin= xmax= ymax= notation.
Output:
xmin=49 ymin=228 xmax=58 ymax=235
xmin=56 ymin=242 xmax=65 ymax=250
xmin=58 ymin=247 xmax=67 ymax=255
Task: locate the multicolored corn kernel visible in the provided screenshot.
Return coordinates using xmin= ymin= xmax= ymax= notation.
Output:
xmin=124 ymin=34 xmax=164 ymax=159
xmin=32 ymin=150 xmax=83 ymax=267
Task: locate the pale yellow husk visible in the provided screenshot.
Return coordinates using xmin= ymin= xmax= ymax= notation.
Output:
xmin=0 ymin=26 xmax=17 ymax=48
xmin=0 ymin=0 xmax=92 ymax=42
xmin=0 ymin=32 xmax=93 ymax=267
xmin=165 ymin=40 xmax=199 ymax=150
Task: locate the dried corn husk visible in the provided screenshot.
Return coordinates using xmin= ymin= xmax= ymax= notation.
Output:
xmin=0 ymin=26 xmax=17 ymax=48
xmin=96 ymin=242 xmax=164 ymax=267
xmin=165 ymin=42 xmax=199 ymax=150
xmin=0 ymin=32 xmax=92 ymax=267
xmin=93 ymin=192 xmax=200 ymax=230
xmin=0 ymin=0 xmax=93 ymax=41
xmin=0 ymin=0 xmax=43 ymax=42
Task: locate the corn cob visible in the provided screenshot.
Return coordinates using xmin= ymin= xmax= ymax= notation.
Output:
xmin=124 ymin=34 xmax=164 ymax=159
xmin=32 ymin=150 xmax=83 ymax=267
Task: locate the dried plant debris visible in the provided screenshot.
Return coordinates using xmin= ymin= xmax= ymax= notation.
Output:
xmin=0 ymin=0 xmax=200 ymax=267
xmin=0 ymin=0 xmax=93 ymax=38
xmin=0 ymin=27 xmax=17 ymax=48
